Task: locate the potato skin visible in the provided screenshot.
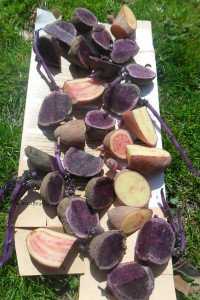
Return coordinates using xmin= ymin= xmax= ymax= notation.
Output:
xmin=85 ymin=176 xmax=114 ymax=210
xmin=103 ymin=130 xmax=113 ymax=150
xmin=57 ymin=198 xmax=75 ymax=236
xmin=128 ymin=154 xmax=172 ymax=176
xmin=54 ymin=120 xmax=86 ymax=148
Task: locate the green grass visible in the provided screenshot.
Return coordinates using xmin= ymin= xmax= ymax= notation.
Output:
xmin=0 ymin=0 xmax=199 ymax=298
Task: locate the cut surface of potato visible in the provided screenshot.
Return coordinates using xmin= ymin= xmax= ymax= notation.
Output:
xmin=123 ymin=106 xmax=157 ymax=146
xmin=127 ymin=144 xmax=172 ymax=176
xmin=111 ymin=5 xmax=137 ymax=39
xmin=121 ymin=209 xmax=153 ymax=234
xmin=108 ymin=206 xmax=153 ymax=234
xmin=114 ymin=170 xmax=151 ymax=207
xmin=26 ymin=228 xmax=76 ymax=269
xmin=63 ymin=77 xmax=104 ymax=105
xmin=103 ymin=129 xmax=133 ymax=160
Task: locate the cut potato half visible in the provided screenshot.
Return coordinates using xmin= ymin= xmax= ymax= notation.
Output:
xmin=63 ymin=77 xmax=104 ymax=105
xmin=127 ymin=144 xmax=172 ymax=176
xmin=122 ymin=107 xmax=157 ymax=146
xmin=121 ymin=209 xmax=153 ymax=234
xmin=103 ymin=129 xmax=133 ymax=160
xmin=26 ymin=228 xmax=76 ymax=269
xmin=108 ymin=206 xmax=153 ymax=234
xmin=114 ymin=170 xmax=151 ymax=207
xmin=111 ymin=5 xmax=137 ymax=39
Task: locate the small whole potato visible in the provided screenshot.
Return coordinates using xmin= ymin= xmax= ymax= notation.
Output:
xmin=54 ymin=119 xmax=86 ymax=148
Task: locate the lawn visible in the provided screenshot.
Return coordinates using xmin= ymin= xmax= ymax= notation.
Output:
xmin=0 ymin=0 xmax=199 ymax=299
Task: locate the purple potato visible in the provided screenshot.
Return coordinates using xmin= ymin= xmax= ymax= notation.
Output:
xmin=25 ymin=146 xmax=58 ymax=173
xmin=110 ymin=39 xmax=140 ymax=64
xmin=103 ymin=83 xmax=140 ymax=115
xmin=43 ymin=21 xmax=77 ymax=47
xmin=89 ymin=230 xmax=126 ymax=270
xmin=85 ymin=176 xmax=115 ymax=210
xmin=40 ymin=172 xmax=65 ymax=205
xmin=38 ymin=91 xmax=72 ymax=127
xmin=89 ymin=56 xmax=122 ymax=79
xmin=68 ymin=35 xmax=94 ymax=69
xmin=58 ymin=197 xmax=100 ymax=238
xmin=72 ymin=7 xmax=98 ymax=32
xmin=92 ymin=24 xmax=113 ymax=51
xmin=38 ymin=35 xmax=61 ymax=68
xmin=85 ymin=110 xmax=115 ymax=140
xmin=135 ymin=218 xmax=175 ymax=265
xmin=107 ymin=261 xmax=154 ymax=300
xmin=64 ymin=147 xmax=104 ymax=177
xmin=126 ymin=63 xmax=156 ymax=85
xmin=83 ymin=33 xmax=102 ymax=58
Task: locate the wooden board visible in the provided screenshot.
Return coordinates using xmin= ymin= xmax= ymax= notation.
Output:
xmin=13 ymin=8 xmax=176 ymax=299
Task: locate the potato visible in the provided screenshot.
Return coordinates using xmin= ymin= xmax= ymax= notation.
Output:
xmin=114 ymin=170 xmax=151 ymax=207
xmin=54 ymin=120 xmax=86 ymax=148
xmin=63 ymin=77 xmax=104 ymax=105
xmin=110 ymin=5 xmax=137 ymax=39
xmin=127 ymin=144 xmax=172 ymax=176
xmin=123 ymin=106 xmax=158 ymax=146
xmin=103 ymin=129 xmax=133 ymax=160
xmin=108 ymin=206 xmax=153 ymax=234
xmin=26 ymin=228 xmax=76 ymax=269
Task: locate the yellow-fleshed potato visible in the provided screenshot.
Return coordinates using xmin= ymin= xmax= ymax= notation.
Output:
xmin=127 ymin=144 xmax=172 ymax=176
xmin=114 ymin=170 xmax=151 ymax=207
xmin=111 ymin=5 xmax=137 ymax=39
xmin=122 ymin=107 xmax=157 ymax=146
xmin=108 ymin=206 xmax=153 ymax=234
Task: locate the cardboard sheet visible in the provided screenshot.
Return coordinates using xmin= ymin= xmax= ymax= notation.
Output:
xmin=13 ymin=8 xmax=175 ymax=298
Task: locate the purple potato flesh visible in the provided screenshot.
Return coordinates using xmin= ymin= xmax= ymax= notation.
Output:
xmin=38 ymin=91 xmax=72 ymax=127
xmin=43 ymin=21 xmax=77 ymax=47
xmin=38 ymin=35 xmax=61 ymax=68
xmin=40 ymin=172 xmax=65 ymax=205
xmin=85 ymin=110 xmax=116 ymax=140
xmin=72 ymin=7 xmax=98 ymax=32
xmin=85 ymin=110 xmax=115 ymax=129
xmin=85 ymin=176 xmax=115 ymax=210
xmin=126 ymin=63 xmax=156 ymax=85
xmin=110 ymin=39 xmax=139 ymax=64
xmin=89 ymin=56 xmax=122 ymax=79
xmin=89 ymin=230 xmax=126 ymax=270
xmin=103 ymin=83 xmax=140 ymax=115
xmin=64 ymin=147 xmax=104 ymax=177
xmin=92 ymin=24 xmax=113 ymax=50
xmin=65 ymin=197 xmax=99 ymax=238
xmin=107 ymin=261 xmax=154 ymax=300
xmin=68 ymin=35 xmax=94 ymax=69
xmin=135 ymin=218 xmax=175 ymax=265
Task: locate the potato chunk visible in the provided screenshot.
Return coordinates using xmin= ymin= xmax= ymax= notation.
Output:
xmin=127 ymin=144 xmax=172 ymax=176
xmin=26 ymin=228 xmax=76 ymax=269
xmin=122 ymin=107 xmax=157 ymax=146
xmin=114 ymin=170 xmax=151 ymax=207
